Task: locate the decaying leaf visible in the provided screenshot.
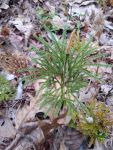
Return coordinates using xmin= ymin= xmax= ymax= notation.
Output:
xmin=62 ymin=126 xmax=85 ymax=150
xmin=1 ymin=26 xmax=10 ymax=37
xmin=59 ymin=141 xmax=66 ymax=150
xmin=93 ymin=140 xmax=104 ymax=150
xmin=66 ymin=29 xmax=76 ymax=54
xmin=93 ymin=11 xmax=105 ymax=39
xmin=15 ymin=95 xmax=39 ymax=129
xmin=110 ymin=0 xmax=113 ymax=5
xmin=9 ymin=16 xmax=33 ymax=45
xmin=9 ymin=33 xmax=24 ymax=51
xmin=38 ymin=107 xmax=67 ymax=137
xmin=0 ymin=118 xmax=16 ymax=138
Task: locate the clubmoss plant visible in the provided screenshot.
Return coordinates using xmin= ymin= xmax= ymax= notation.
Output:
xmin=28 ymin=27 xmax=99 ymax=116
xmin=0 ymin=75 xmax=15 ymax=101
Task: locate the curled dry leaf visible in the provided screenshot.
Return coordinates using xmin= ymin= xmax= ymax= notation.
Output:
xmin=66 ymin=29 xmax=76 ymax=54
xmin=93 ymin=11 xmax=105 ymax=39
xmin=93 ymin=140 xmax=104 ymax=150
xmin=1 ymin=26 xmax=10 ymax=37
xmin=108 ymin=0 xmax=113 ymax=6
xmin=0 ymin=118 xmax=16 ymax=138
xmin=9 ymin=16 xmax=33 ymax=45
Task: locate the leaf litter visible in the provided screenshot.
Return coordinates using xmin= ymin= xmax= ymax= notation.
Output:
xmin=1 ymin=0 xmax=113 ymax=150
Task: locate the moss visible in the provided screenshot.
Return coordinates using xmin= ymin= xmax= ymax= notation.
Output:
xmin=0 ymin=75 xmax=15 ymax=101
xmin=75 ymin=99 xmax=113 ymax=144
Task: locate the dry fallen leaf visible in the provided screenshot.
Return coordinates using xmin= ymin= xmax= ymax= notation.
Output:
xmin=93 ymin=140 xmax=104 ymax=150
xmin=33 ymin=0 xmax=38 ymax=3
xmin=1 ymin=26 xmax=10 ymax=37
xmin=9 ymin=33 xmax=24 ymax=51
xmin=93 ymin=11 xmax=104 ymax=39
xmin=59 ymin=141 xmax=66 ymax=150
xmin=0 ymin=118 xmax=16 ymax=138
xmin=63 ymin=127 xmax=84 ymax=150
xmin=83 ymin=22 xmax=89 ymax=33
xmin=66 ymin=29 xmax=76 ymax=54
xmin=51 ymin=15 xmax=70 ymax=29
xmin=110 ymin=0 xmax=113 ymax=6
xmin=15 ymin=95 xmax=39 ymax=129
xmin=9 ymin=16 xmax=33 ymax=46
xmin=38 ymin=108 xmax=67 ymax=137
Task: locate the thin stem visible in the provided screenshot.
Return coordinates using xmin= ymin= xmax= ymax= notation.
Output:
xmin=63 ymin=54 xmax=69 ymax=84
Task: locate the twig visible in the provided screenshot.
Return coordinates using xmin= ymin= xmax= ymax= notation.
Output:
xmin=5 ymin=134 xmax=22 ymax=150
xmin=5 ymin=122 xmax=39 ymax=150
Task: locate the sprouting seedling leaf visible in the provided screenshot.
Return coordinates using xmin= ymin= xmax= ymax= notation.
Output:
xmin=0 ymin=75 xmax=16 ymax=101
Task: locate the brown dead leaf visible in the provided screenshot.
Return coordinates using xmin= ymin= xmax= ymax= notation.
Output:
xmin=83 ymin=22 xmax=89 ymax=33
xmin=1 ymin=26 xmax=10 ymax=37
xmin=0 ymin=118 xmax=16 ymax=138
xmin=38 ymin=108 xmax=67 ymax=137
xmin=93 ymin=11 xmax=104 ymax=39
xmin=66 ymin=29 xmax=76 ymax=54
xmin=15 ymin=95 xmax=39 ymax=129
xmin=93 ymin=140 xmax=104 ymax=150
xmin=109 ymin=0 xmax=113 ymax=6
xmin=63 ymin=127 xmax=84 ymax=150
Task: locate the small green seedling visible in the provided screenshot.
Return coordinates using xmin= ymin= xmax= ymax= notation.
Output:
xmin=0 ymin=75 xmax=15 ymax=101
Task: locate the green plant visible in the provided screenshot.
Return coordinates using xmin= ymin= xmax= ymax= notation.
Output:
xmin=75 ymin=99 xmax=113 ymax=145
xmin=0 ymin=75 xmax=15 ymax=101
xmin=28 ymin=28 xmax=99 ymax=116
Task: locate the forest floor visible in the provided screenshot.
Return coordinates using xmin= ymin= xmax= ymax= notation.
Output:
xmin=1 ymin=0 xmax=113 ymax=150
